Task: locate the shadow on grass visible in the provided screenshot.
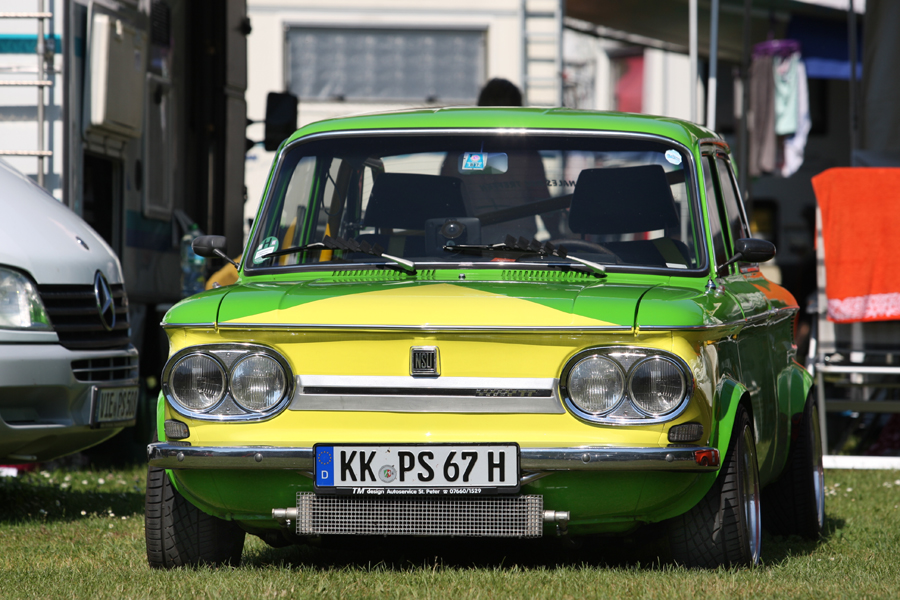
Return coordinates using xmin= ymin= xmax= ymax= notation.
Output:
xmin=0 ymin=471 xmax=144 ymax=524
xmin=242 ymin=517 xmax=837 ymax=572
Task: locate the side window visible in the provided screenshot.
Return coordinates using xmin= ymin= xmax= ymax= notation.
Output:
xmin=715 ymin=157 xmax=749 ymax=247
xmin=703 ymin=157 xmax=728 ymax=268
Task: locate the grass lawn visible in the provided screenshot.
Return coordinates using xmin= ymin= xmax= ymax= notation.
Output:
xmin=1 ymin=465 xmax=899 ymax=599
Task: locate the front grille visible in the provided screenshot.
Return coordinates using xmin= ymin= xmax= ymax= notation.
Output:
xmin=295 ymin=494 xmax=543 ymax=538
xmin=38 ymin=284 xmax=130 ymax=350
xmin=71 ymin=355 xmax=139 ymax=382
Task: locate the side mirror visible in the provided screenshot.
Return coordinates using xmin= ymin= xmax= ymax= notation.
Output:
xmin=193 ymin=235 xmax=240 ymax=269
xmin=733 ymin=238 xmax=776 ymax=263
xmin=264 ymin=92 xmax=298 ymax=152
xmin=718 ymin=238 xmax=776 ymax=275
xmin=192 ymin=235 xmax=227 ymax=258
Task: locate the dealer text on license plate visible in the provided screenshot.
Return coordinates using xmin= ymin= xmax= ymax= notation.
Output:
xmin=315 ymin=444 xmax=519 ymax=491
xmin=94 ymin=386 xmax=139 ymax=424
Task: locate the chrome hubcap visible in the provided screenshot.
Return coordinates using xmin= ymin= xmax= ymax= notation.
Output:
xmin=741 ymin=424 xmax=762 ymax=564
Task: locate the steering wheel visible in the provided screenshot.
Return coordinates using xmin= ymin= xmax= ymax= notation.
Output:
xmin=549 ymin=239 xmax=621 ymax=262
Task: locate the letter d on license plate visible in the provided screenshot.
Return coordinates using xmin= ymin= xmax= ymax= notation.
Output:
xmin=314 ymin=444 xmax=519 ymax=494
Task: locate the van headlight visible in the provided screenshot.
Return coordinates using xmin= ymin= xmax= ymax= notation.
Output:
xmin=560 ymin=347 xmax=692 ymax=424
xmin=162 ymin=344 xmax=293 ymax=422
xmin=0 ymin=268 xmax=51 ymax=330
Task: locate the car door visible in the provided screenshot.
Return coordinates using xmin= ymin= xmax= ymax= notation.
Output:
xmin=701 ymin=150 xmax=780 ymax=483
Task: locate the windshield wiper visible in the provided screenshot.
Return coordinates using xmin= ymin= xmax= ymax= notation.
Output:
xmin=445 ymin=235 xmax=607 ymax=277
xmin=267 ymin=235 xmax=417 ymax=273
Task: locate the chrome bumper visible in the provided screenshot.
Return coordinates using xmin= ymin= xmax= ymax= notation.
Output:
xmin=147 ymin=442 xmax=720 ymax=472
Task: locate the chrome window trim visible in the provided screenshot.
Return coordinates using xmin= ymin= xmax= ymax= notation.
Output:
xmin=243 ymin=127 xmax=709 ymax=278
xmin=162 ymin=343 xmax=295 ymax=423
xmin=559 ymin=346 xmax=695 ymax=425
xmin=147 ymin=442 xmax=720 ymax=472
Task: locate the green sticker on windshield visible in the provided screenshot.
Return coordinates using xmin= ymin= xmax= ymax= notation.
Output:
xmin=253 ymin=236 xmax=279 ymax=264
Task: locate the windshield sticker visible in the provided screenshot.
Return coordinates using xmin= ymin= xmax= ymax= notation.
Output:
xmin=665 ymin=149 xmax=683 ymax=166
xmin=253 ymin=236 xmax=279 ymax=264
xmin=461 ymin=152 xmax=487 ymax=171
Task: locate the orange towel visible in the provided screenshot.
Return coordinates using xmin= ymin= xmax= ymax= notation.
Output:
xmin=812 ymin=168 xmax=900 ymax=322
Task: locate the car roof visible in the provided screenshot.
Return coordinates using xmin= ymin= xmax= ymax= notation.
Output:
xmin=286 ymin=107 xmax=718 ymax=150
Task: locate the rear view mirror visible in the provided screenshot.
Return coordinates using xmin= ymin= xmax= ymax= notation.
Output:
xmin=264 ymin=92 xmax=298 ymax=152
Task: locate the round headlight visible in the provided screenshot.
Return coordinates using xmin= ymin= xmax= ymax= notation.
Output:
xmin=629 ymin=357 xmax=686 ymax=415
xmin=230 ymin=355 xmax=287 ymax=412
xmin=566 ymin=355 xmax=625 ymax=414
xmin=169 ymin=354 xmax=226 ymax=411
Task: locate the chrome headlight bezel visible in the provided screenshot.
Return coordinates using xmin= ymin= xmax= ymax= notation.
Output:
xmin=560 ymin=347 xmax=693 ymax=425
xmin=162 ymin=343 xmax=294 ymax=422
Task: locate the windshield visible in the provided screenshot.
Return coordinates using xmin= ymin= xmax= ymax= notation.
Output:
xmin=246 ymin=132 xmax=705 ymax=274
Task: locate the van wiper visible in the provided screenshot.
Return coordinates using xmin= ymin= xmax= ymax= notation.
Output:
xmin=268 ymin=235 xmax=416 ymax=273
xmin=445 ymin=235 xmax=607 ymax=277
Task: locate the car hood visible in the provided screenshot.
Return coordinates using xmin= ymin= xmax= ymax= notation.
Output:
xmin=0 ymin=159 xmax=122 ymax=285
xmin=168 ymin=276 xmax=662 ymax=330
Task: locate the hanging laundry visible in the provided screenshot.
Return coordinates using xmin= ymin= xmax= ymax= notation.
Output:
xmin=782 ymin=60 xmax=810 ymax=177
xmin=749 ymin=54 xmax=776 ymax=177
xmin=774 ymin=53 xmax=800 ymax=135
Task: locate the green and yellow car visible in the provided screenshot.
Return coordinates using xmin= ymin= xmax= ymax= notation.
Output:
xmin=145 ymin=108 xmax=823 ymax=569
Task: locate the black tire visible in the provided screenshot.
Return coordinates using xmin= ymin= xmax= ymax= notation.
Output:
xmin=667 ymin=405 xmax=762 ymax=568
xmin=762 ymin=393 xmax=825 ymax=538
xmin=145 ymin=466 xmax=245 ymax=569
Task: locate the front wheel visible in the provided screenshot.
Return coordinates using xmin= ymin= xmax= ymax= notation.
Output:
xmin=762 ymin=393 xmax=825 ymax=538
xmin=667 ymin=404 xmax=762 ymax=568
xmin=145 ymin=466 xmax=245 ymax=569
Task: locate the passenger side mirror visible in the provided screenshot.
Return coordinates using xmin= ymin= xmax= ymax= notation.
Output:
xmin=718 ymin=238 xmax=776 ymax=275
xmin=193 ymin=235 xmax=240 ymax=269
xmin=264 ymin=92 xmax=298 ymax=152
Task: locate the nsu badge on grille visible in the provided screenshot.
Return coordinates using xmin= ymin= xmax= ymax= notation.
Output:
xmin=410 ymin=346 xmax=440 ymax=376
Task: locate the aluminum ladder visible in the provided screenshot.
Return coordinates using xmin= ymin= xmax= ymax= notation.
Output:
xmin=520 ymin=0 xmax=563 ymax=107
xmin=0 ymin=1 xmax=53 ymax=187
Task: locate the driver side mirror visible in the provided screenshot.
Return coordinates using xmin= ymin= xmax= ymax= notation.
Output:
xmin=734 ymin=238 xmax=776 ymax=263
xmin=718 ymin=238 xmax=776 ymax=274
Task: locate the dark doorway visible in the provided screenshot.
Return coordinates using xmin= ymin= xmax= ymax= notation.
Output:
xmin=82 ymin=153 xmax=121 ymax=255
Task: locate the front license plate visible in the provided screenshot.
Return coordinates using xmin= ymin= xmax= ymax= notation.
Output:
xmin=93 ymin=386 xmax=139 ymax=426
xmin=314 ymin=444 xmax=519 ymax=495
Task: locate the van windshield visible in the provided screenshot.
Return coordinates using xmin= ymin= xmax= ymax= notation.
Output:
xmin=247 ymin=133 xmax=705 ymax=274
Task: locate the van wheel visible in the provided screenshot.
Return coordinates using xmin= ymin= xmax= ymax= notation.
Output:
xmin=762 ymin=394 xmax=825 ymax=538
xmin=145 ymin=466 xmax=245 ymax=568
xmin=667 ymin=405 xmax=762 ymax=568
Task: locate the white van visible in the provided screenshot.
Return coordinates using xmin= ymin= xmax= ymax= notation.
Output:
xmin=0 ymin=159 xmax=138 ymax=463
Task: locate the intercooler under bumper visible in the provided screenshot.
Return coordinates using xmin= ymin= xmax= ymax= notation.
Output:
xmin=277 ymin=493 xmax=548 ymax=538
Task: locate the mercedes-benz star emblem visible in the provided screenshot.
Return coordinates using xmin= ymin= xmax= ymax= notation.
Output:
xmin=94 ymin=271 xmax=116 ymax=332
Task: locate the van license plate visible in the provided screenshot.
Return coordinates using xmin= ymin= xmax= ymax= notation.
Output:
xmin=93 ymin=386 xmax=139 ymax=426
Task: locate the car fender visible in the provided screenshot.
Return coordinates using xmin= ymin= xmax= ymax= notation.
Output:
xmin=714 ymin=377 xmax=750 ymax=456
xmin=789 ymin=361 xmax=814 ymax=418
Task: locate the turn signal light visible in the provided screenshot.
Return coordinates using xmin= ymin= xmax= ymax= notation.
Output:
xmin=668 ymin=422 xmax=704 ymax=443
xmin=164 ymin=419 xmax=190 ymax=440
xmin=694 ymin=448 xmax=720 ymax=467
